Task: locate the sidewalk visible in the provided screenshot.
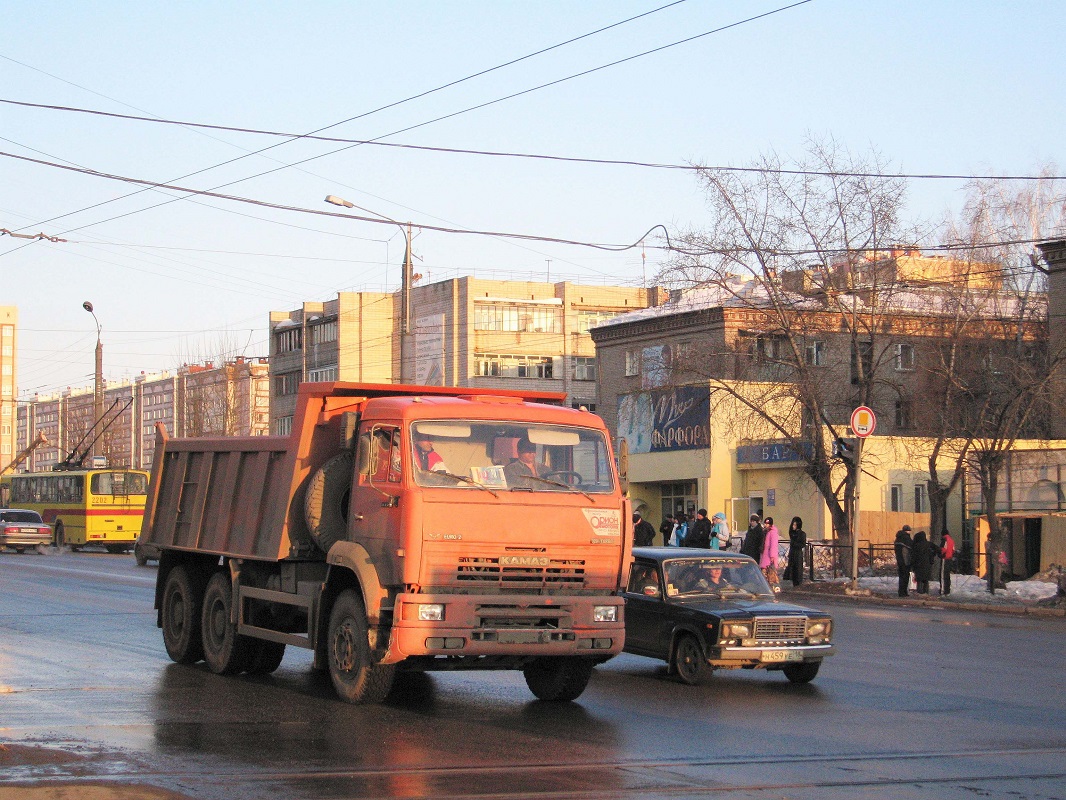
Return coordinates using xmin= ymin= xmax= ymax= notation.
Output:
xmin=783 ymin=574 xmax=1066 ymax=618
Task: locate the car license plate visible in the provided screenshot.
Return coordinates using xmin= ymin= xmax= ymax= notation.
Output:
xmin=497 ymin=630 xmax=545 ymax=645
xmin=761 ymin=650 xmax=802 ymax=663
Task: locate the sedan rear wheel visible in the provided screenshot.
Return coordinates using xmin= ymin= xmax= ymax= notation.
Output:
xmin=674 ymin=634 xmax=711 ymax=685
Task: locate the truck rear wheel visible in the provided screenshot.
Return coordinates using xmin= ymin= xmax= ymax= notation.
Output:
xmin=304 ymin=451 xmax=353 ymax=555
xmin=522 ymin=657 xmax=595 ymax=701
xmin=327 ymin=589 xmax=395 ymax=703
xmin=246 ymin=640 xmax=287 ymax=675
xmin=201 ymin=572 xmax=254 ymax=675
xmin=162 ymin=565 xmax=204 ymax=664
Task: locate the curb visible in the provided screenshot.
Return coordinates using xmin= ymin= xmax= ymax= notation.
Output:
xmin=783 ymin=588 xmax=1066 ymax=618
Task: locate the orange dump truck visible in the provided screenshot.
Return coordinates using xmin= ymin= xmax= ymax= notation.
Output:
xmin=143 ymin=382 xmax=630 ymax=703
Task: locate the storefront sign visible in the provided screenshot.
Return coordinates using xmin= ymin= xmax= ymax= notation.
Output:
xmin=618 ymin=385 xmax=710 ymax=453
xmin=736 ymin=441 xmax=814 ymax=465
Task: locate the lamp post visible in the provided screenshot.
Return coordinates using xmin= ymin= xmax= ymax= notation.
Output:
xmin=82 ymin=301 xmax=103 ymax=462
xmin=324 ymin=195 xmax=413 ymax=383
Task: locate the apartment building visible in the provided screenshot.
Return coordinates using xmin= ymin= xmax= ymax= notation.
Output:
xmin=0 ymin=307 xmax=16 ymax=469
xmin=16 ymin=359 xmax=269 ymax=471
xmin=268 ymin=278 xmax=665 ymax=435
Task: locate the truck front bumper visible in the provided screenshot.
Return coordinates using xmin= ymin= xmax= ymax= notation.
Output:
xmin=383 ymin=592 xmax=625 ymax=664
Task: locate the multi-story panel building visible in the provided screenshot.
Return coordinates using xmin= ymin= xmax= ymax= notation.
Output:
xmin=15 ymin=359 xmax=269 ymax=471
xmin=0 ymin=307 xmax=17 ymax=468
xmin=268 ymin=278 xmax=665 ymax=434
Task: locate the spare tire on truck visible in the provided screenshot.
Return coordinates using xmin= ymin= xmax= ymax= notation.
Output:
xmin=304 ymin=450 xmax=354 ymax=555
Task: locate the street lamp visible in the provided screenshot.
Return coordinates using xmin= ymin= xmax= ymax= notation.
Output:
xmin=324 ymin=195 xmax=413 ymax=383
xmin=82 ymin=301 xmax=103 ymax=461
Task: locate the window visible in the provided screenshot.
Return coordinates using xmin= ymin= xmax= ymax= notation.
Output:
xmin=895 ymin=343 xmax=915 ymax=371
xmin=851 ymin=341 xmax=873 ymax=384
xmin=274 ymin=372 xmax=300 ymax=396
xmin=805 ymin=340 xmax=826 ymax=366
xmin=309 ymin=320 xmax=338 ymax=345
xmin=572 ymin=357 xmax=596 ymax=381
xmin=894 ymin=398 xmax=913 ymax=430
xmin=475 ymin=354 xmax=556 ymax=379
xmin=308 ymin=366 xmax=338 ymax=382
xmin=624 ymin=350 xmax=640 ymax=377
xmin=576 ymin=309 xmax=620 ymax=333
xmin=914 ymin=484 xmax=927 ymax=514
xmin=751 ymin=335 xmax=786 ymax=363
xmin=473 ymin=302 xmax=560 ymax=333
xmin=274 ymin=327 xmax=302 ymax=353
xmin=274 ymin=416 xmax=293 ymax=436
xmin=890 ymin=484 xmax=902 ymax=512
xmin=571 ymin=401 xmax=596 ymax=412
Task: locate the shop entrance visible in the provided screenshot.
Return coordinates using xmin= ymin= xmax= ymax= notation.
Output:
xmin=659 ymin=481 xmax=697 ymax=523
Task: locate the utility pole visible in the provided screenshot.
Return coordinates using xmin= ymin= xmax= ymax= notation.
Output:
xmin=401 ymin=221 xmax=413 ymax=384
xmin=83 ymin=301 xmax=103 ymax=463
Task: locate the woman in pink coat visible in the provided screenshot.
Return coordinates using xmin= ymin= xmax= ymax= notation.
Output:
xmin=760 ymin=516 xmax=781 ymax=591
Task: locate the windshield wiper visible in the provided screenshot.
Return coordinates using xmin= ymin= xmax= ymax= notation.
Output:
xmin=434 ymin=471 xmax=499 ymax=497
xmin=515 ymin=474 xmax=593 ymax=501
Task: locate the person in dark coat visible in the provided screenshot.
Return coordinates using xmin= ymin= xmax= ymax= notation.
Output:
xmin=686 ymin=509 xmax=712 ymax=548
xmin=785 ymin=516 xmax=806 ymax=586
xmin=911 ymin=530 xmax=934 ymax=594
xmin=632 ymin=512 xmax=656 ymax=547
xmin=893 ymin=525 xmax=913 ymax=597
xmin=740 ymin=513 xmax=765 ymax=561
xmin=659 ymin=514 xmax=675 ymax=546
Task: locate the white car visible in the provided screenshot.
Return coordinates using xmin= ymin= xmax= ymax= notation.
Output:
xmin=0 ymin=509 xmax=53 ymax=553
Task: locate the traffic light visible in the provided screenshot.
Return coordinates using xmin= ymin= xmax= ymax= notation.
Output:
xmin=833 ymin=437 xmax=858 ymax=464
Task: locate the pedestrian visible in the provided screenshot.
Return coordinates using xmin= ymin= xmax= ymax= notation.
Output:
xmin=938 ymin=528 xmax=955 ymax=596
xmin=740 ymin=513 xmax=765 ymax=561
xmin=760 ymin=516 xmax=781 ymax=591
xmin=785 ymin=516 xmax=806 ymax=586
xmin=911 ymin=530 xmax=934 ymax=594
xmin=659 ymin=514 xmax=675 ymax=547
xmin=686 ymin=509 xmax=712 ymax=548
xmin=670 ymin=513 xmax=688 ymax=547
xmin=710 ymin=512 xmax=731 ymax=550
xmin=632 ymin=512 xmax=656 ymax=547
xmin=893 ymin=524 xmax=913 ymax=597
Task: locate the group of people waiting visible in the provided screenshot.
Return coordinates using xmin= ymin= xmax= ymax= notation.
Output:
xmin=893 ymin=524 xmax=956 ymax=597
xmin=633 ymin=510 xmax=808 ymax=592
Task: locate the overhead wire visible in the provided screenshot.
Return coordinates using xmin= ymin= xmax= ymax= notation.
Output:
xmin=6 ymin=97 xmax=1063 ymax=183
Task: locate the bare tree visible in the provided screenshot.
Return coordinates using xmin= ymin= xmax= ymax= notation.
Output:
xmin=659 ymin=138 xmax=919 ymax=566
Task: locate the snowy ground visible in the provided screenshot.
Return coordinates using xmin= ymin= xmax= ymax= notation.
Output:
xmin=845 ymin=573 xmax=1061 ymax=604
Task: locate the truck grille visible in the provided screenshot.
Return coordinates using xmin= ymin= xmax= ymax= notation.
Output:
xmin=754 ymin=617 xmax=806 ymax=643
xmin=456 ymin=556 xmax=586 ymax=588
xmin=476 ymin=603 xmax=572 ymax=629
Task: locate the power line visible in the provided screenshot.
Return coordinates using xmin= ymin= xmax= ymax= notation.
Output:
xmin=2 ymin=0 xmax=812 ymax=249
xmin=7 ymin=96 xmax=1063 ymax=183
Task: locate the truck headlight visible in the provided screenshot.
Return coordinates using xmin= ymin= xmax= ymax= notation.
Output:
xmin=593 ymin=605 xmax=617 ymax=623
xmin=417 ymin=604 xmax=445 ymax=621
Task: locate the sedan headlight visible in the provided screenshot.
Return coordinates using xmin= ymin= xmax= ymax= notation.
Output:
xmin=417 ymin=603 xmax=445 ymax=621
xmin=593 ymin=605 xmax=618 ymax=623
xmin=806 ymin=618 xmax=832 ymax=644
xmin=719 ymin=621 xmax=751 ymax=643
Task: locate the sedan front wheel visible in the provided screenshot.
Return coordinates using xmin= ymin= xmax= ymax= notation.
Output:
xmin=674 ymin=634 xmax=711 ymax=685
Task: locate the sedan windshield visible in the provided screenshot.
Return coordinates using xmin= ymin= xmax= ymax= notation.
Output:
xmin=664 ymin=558 xmax=773 ymax=598
xmin=411 ymin=420 xmax=614 ymax=493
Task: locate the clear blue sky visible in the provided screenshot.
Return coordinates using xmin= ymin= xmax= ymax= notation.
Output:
xmin=2 ymin=0 xmax=1062 ymax=398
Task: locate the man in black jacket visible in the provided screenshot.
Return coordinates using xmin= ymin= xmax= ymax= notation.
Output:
xmin=686 ymin=509 xmax=713 ymax=548
xmin=740 ymin=514 xmax=765 ymax=561
xmin=633 ymin=512 xmax=656 ymax=547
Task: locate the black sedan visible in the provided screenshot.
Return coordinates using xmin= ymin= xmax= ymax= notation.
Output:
xmin=623 ymin=547 xmax=834 ymax=685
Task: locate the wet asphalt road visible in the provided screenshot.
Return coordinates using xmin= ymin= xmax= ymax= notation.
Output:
xmin=1 ymin=550 xmax=1064 ymax=800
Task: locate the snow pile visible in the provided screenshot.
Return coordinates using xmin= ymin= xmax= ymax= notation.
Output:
xmin=852 ymin=573 xmax=1059 ymax=603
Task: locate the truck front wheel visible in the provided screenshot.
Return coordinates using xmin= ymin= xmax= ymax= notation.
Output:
xmin=201 ymin=572 xmax=254 ymax=675
xmin=327 ymin=589 xmax=395 ymax=703
xmin=522 ymin=657 xmax=595 ymax=701
xmin=162 ymin=565 xmax=204 ymax=664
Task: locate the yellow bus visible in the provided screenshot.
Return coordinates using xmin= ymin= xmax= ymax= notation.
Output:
xmin=0 ymin=469 xmax=150 ymax=552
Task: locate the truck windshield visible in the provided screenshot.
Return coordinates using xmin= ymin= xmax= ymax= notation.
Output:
xmin=410 ymin=420 xmax=615 ymax=494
